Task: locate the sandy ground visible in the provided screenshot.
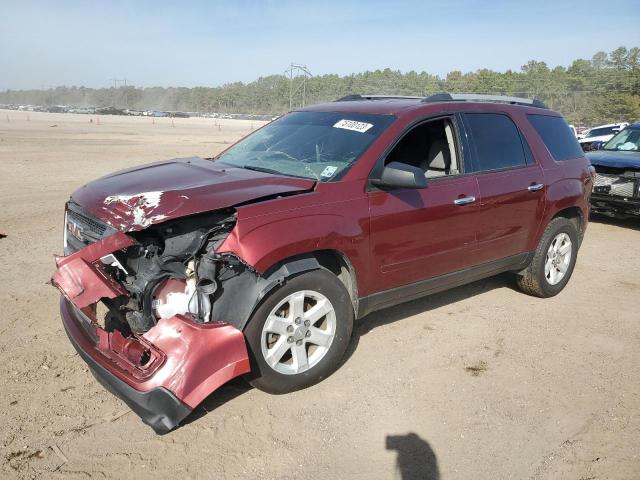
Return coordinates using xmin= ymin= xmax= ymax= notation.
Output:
xmin=0 ymin=110 xmax=638 ymax=479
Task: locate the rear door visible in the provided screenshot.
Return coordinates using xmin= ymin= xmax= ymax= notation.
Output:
xmin=461 ymin=112 xmax=545 ymax=263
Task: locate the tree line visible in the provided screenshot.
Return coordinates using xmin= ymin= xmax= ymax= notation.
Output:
xmin=1 ymin=46 xmax=638 ymax=126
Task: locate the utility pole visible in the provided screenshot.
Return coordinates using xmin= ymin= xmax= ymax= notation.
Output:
xmin=108 ymin=78 xmax=130 ymax=108
xmin=109 ymin=78 xmax=128 ymax=88
xmin=284 ymin=63 xmax=313 ymax=110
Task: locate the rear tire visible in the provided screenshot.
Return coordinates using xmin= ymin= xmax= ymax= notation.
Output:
xmin=517 ymin=217 xmax=579 ymax=298
xmin=244 ymin=269 xmax=354 ymax=394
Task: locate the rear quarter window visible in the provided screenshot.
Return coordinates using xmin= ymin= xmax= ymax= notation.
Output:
xmin=527 ymin=114 xmax=584 ymax=161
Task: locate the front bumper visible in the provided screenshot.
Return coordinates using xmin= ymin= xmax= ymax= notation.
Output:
xmin=53 ymin=232 xmax=251 ymax=434
xmin=62 ymin=299 xmax=191 ymax=434
xmin=590 ymin=168 xmax=640 ymax=218
xmin=590 ymin=194 xmax=640 ymax=218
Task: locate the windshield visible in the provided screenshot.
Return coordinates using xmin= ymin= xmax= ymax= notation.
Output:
xmin=215 ymin=111 xmax=395 ymax=181
xmin=586 ymin=126 xmax=618 ymax=138
xmin=603 ymin=127 xmax=640 ymax=151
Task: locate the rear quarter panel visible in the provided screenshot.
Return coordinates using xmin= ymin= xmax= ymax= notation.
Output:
xmin=514 ymin=109 xmax=592 ymax=247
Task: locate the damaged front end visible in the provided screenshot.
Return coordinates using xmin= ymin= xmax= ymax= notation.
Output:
xmin=52 ymin=202 xmax=251 ymax=433
xmin=590 ymin=166 xmax=640 ymax=218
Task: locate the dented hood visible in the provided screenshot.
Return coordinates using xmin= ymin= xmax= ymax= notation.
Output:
xmin=71 ymin=157 xmax=315 ymax=231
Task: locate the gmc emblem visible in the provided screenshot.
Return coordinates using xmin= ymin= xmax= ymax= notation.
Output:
xmin=67 ymin=220 xmax=84 ymax=241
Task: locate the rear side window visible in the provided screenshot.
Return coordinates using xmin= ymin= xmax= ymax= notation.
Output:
xmin=464 ymin=113 xmax=527 ymax=172
xmin=527 ymin=114 xmax=583 ymax=161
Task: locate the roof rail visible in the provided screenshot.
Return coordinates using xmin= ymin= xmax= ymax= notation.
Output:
xmin=335 ymin=94 xmax=424 ymax=102
xmin=423 ymin=92 xmax=547 ymax=108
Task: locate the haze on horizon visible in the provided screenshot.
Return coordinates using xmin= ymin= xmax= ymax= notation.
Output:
xmin=1 ymin=0 xmax=639 ymax=91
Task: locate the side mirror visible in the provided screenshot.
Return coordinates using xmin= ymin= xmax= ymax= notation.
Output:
xmin=591 ymin=141 xmax=605 ymax=150
xmin=371 ymin=162 xmax=427 ymax=189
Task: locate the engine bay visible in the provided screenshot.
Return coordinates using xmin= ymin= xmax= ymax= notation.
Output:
xmin=63 ymin=202 xmax=237 ymax=335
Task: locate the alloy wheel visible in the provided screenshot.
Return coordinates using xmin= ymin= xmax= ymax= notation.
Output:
xmin=260 ymin=290 xmax=337 ymax=375
xmin=544 ymin=233 xmax=572 ymax=285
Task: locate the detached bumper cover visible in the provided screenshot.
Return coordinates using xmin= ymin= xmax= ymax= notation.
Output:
xmin=53 ymin=232 xmax=251 ymax=434
xmin=62 ymin=299 xmax=191 ymax=434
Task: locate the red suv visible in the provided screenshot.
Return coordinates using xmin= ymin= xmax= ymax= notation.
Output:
xmin=52 ymin=93 xmax=592 ymax=433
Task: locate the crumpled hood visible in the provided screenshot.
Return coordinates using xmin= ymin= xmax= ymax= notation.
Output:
xmin=587 ymin=150 xmax=640 ymax=170
xmin=71 ymin=157 xmax=315 ymax=231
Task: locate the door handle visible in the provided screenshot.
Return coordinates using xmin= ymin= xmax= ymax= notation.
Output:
xmin=454 ymin=196 xmax=476 ymax=205
xmin=528 ymin=183 xmax=544 ymax=192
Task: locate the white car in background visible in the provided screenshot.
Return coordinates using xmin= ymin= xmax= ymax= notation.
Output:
xmin=579 ymin=123 xmax=629 ymax=151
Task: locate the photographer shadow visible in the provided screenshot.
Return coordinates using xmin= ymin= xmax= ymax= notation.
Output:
xmin=386 ymin=432 xmax=439 ymax=480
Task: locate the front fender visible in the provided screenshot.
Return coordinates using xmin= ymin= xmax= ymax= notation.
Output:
xmin=217 ymin=199 xmax=370 ymax=289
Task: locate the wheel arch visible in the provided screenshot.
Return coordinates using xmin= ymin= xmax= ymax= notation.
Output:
xmin=261 ymin=249 xmax=359 ymax=317
xmin=211 ymin=249 xmax=359 ymax=331
xmin=540 ymin=177 xmax=589 ymax=248
xmin=553 ymin=206 xmax=584 ymax=230
xmin=550 ymin=206 xmax=585 ymax=245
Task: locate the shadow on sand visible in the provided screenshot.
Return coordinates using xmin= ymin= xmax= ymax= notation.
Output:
xmin=386 ymin=432 xmax=439 ymax=480
xmin=343 ymin=272 xmax=514 ymax=363
xmin=589 ymin=212 xmax=640 ymax=231
xmin=183 ymin=272 xmax=514 ymax=427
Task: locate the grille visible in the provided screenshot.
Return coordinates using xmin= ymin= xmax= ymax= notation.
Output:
xmin=67 ymin=209 xmax=108 ymax=237
xmin=593 ymin=173 xmax=636 ymax=198
xmin=65 ymin=205 xmax=115 ymax=254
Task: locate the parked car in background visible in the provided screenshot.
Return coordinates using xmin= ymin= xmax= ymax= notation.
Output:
xmin=51 ymin=93 xmax=592 ymax=433
xmin=579 ymin=123 xmax=629 ymax=151
xmin=576 ymin=126 xmax=589 ymax=139
xmin=587 ymin=122 xmax=640 ymax=218
xmin=569 ymin=124 xmax=577 ymax=137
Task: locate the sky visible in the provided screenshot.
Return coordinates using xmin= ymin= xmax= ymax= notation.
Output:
xmin=1 ymin=0 xmax=639 ymax=90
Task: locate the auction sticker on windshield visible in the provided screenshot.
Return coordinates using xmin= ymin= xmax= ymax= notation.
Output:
xmin=333 ymin=119 xmax=374 ymax=133
xmin=321 ymin=166 xmax=338 ymax=178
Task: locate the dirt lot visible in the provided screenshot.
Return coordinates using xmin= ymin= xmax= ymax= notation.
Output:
xmin=0 ymin=110 xmax=638 ymax=479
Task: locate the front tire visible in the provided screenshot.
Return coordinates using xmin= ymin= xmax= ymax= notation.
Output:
xmin=244 ymin=269 xmax=354 ymax=394
xmin=517 ymin=217 xmax=579 ymax=298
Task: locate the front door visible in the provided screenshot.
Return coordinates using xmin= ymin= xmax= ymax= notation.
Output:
xmin=368 ymin=116 xmax=480 ymax=294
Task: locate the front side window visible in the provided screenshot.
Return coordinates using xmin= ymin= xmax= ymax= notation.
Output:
xmin=384 ymin=117 xmax=461 ymax=178
xmin=216 ymin=111 xmax=395 ymax=181
xmin=464 ymin=113 xmax=527 ymax=172
xmin=603 ymin=127 xmax=640 ymax=151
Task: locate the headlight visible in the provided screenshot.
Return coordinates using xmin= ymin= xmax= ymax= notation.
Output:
xmin=63 ymin=210 xmax=68 ymax=251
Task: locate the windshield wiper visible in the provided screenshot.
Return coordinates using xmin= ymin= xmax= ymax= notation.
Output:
xmin=242 ymin=164 xmax=316 ymax=181
xmin=242 ymin=165 xmax=284 ymax=176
